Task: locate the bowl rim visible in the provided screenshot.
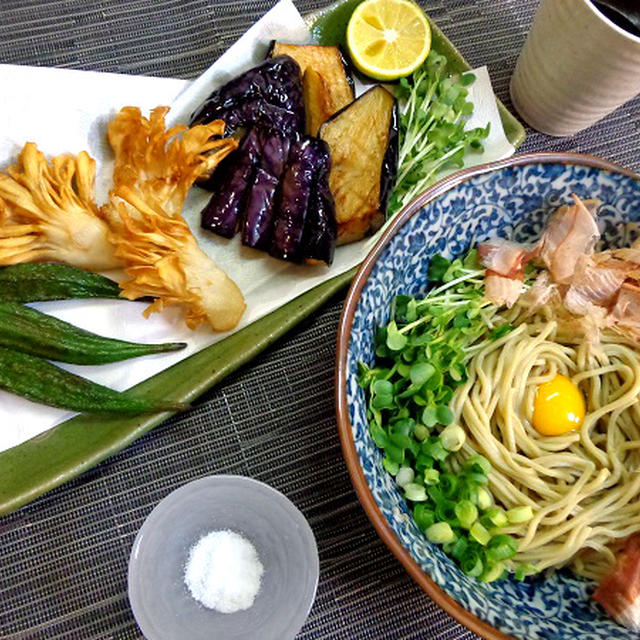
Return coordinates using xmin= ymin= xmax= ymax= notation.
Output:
xmin=335 ymin=151 xmax=640 ymax=640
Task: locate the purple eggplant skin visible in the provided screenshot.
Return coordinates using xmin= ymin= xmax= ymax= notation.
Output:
xmin=241 ymin=169 xmax=280 ymax=250
xmin=379 ymin=99 xmax=399 ymax=218
xmin=200 ymin=128 xmax=261 ymax=237
xmin=301 ymin=143 xmax=336 ymax=266
xmin=190 ymin=56 xmax=305 ymax=137
xmin=241 ymin=131 xmax=291 ymax=250
xmin=270 ymin=137 xmax=326 ymax=263
xmin=256 ymin=129 xmax=291 ymax=178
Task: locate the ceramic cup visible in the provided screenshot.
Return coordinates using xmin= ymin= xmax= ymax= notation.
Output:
xmin=510 ymin=0 xmax=640 ymax=136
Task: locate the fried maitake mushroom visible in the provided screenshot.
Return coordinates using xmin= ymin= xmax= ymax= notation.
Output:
xmin=103 ymin=107 xmax=245 ymax=331
xmin=0 ymin=143 xmax=120 ymax=270
xmin=107 ymin=106 xmax=233 ymax=216
xmin=0 ymin=106 xmax=244 ymax=331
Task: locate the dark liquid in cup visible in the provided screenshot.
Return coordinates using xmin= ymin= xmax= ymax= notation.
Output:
xmin=590 ymin=1 xmax=640 ymax=37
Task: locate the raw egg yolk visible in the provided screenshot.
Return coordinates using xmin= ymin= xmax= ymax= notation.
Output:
xmin=532 ymin=374 xmax=585 ymax=436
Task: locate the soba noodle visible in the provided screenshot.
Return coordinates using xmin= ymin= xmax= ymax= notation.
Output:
xmin=450 ymin=303 xmax=640 ymax=581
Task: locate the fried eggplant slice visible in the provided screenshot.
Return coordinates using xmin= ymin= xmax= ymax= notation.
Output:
xmin=241 ymin=169 xmax=280 ymax=251
xmin=190 ymin=56 xmax=305 ymax=137
xmin=241 ymin=131 xmax=290 ymax=250
xmin=269 ymin=42 xmax=354 ymax=134
xmin=319 ymin=86 xmax=398 ymax=245
xmin=200 ymin=128 xmax=261 ymax=237
xmin=302 ymin=69 xmax=330 ymax=136
xmin=302 ymin=155 xmax=336 ymax=266
xmin=270 ymin=137 xmax=329 ymax=263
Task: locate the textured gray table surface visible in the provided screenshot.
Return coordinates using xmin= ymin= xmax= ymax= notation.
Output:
xmin=0 ymin=1 xmax=638 ymax=639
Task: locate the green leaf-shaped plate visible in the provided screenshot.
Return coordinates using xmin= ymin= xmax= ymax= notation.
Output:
xmin=0 ymin=0 xmax=525 ymax=516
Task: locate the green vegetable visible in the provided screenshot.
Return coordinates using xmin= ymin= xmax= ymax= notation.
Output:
xmin=470 ymin=522 xmax=491 ymax=546
xmin=426 ymin=522 xmax=455 ymax=544
xmin=490 ymin=324 xmax=516 ymax=340
xmin=0 ymin=302 xmax=186 ymax=364
xmin=0 ymin=263 xmax=122 ymax=302
xmin=389 ymin=51 xmax=490 ymax=215
xmin=484 ymin=507 xmax=508 ymax=528
xmin=455 ymin=500 xmax=478 ymax=529
xmin=467 ymin=454 xmax=492 ymax=475
xmin=486 ymin=535 xmax=518 ymax=563
xmin=514 ymin=563 xmax=537 ymax=581
xmin=507 ymin=506 xmax=534 ymax=524
xmin=481 ymin=562 xmax=506 ymax=583
xmin=440 ymin=424 xmax=465 ymax=451
xmin=0 ymin=346 xmax=188 ymax=413
xmin=460 ymin=547 xmax=484 ymax=577
xmin=414 ymin=504 xmax=435 ymax=530
xmin=358 ymin=250 xmax=523 ymax=581
xmin=404 ymin=483 xmax=428 ymax=502
xmin=475 ymin=486 xmax=493 ymax=510
xmin=396 ymin=466 xmax=415 ymax=487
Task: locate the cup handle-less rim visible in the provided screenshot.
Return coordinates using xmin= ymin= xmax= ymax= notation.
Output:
xmin=583 ymin=0 xmax=640 ymax=44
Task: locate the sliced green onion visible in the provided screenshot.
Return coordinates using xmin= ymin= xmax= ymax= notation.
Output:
xmin=396 ymin=466 xmax=415 ymax=487
xmin=470 ymin=522 xmax=491 ymax=546
xmin=486 ymin=535 xmax=518 ymax=562
xmin=507 ymin=506 xmax=534 ymax=524
xmin=450 ymin=536 xmax=468 ymax=560
xmin=414 ymin=504 xmax=435 ymax=531
xmin=475 ymin=487 xmax=493 ymax=510
xmin=461 ymin=549 xmax=484 ymax=577
xmin=435 ymin=500 xmax=458 ymax=525
xmin=426 ymin=522 xmax=455 ymax=544
xmin=467 ymin=472 xmax=489 ymax=486
xmin=440 ymin=424 xmax=466 ymax=451
xmin=422 ymin=438 xmax=449 ymax=461
xmin=404 ymin=483 xmax=427 ymax=502
xmin=439 ymin=473 xmax=459 ymax=498
xmin=514 ymin=563 xmax=537 ymax=581
xmin=455 ymin=500 xmax=478 ymax=529
xmin=423 ymin=469 xmax=440 ymax=485
xmin=481 ymin=562 xmax=506 ymax=583
xmin=485 ymin=507 xmax=508 ymax=528
xmin=466 ymin=454 xmax=491 ymax=475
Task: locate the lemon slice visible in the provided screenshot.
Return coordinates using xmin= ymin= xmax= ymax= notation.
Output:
xmin=346 ymin=0 xmax=431 ymax=81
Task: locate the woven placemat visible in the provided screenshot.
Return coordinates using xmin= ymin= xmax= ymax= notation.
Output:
xmin=0 ymin=1 xmax=638 ymax=639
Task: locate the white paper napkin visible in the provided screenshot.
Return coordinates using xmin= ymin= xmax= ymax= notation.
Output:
xmin=0 ymin=0 xmax=514 ymax=451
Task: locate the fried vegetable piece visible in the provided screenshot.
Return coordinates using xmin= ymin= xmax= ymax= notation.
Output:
xmin=302 ymin=69 xmax=329 ymax=136
xmin=319 ymin=86 xmax=398 ymax=245
xmin=190 ymin=56 xmax=305 ymax=138
xmin=104 ymin=107 xmax=245 ymax=331
xmin=108 ymin=106 xmax=237 ymax=216
xmin=0 ymin=144 xmax=120 ymax=270
xmin=302 ymin=158 xmax=337 ymax=266
xmin=270 ymin=136 xmax=333 ymax=264
xmin=0 ymin=346 xmax=187 ymax=413
xmin=0 ymin=301 xmax=186 ymax=365
xmin=0 ymin=263 xmax=122 ymax=302
xmin=241 ymin=130 xmax=291 ymax=250
xmin=270 ymin=43 xmax=354 ymax=134
xmin=201 ymin=128 xmax=262 ymax=238
xmin=107 ymin=187 xmax=245 ymax=331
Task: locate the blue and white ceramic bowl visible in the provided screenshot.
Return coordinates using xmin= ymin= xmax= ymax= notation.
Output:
xmin=336 ymin=153 xmax=640 ymax=640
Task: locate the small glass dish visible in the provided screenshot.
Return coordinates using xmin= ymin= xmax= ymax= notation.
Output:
xmin=128 ymin=475 xmax=319 ymax=640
